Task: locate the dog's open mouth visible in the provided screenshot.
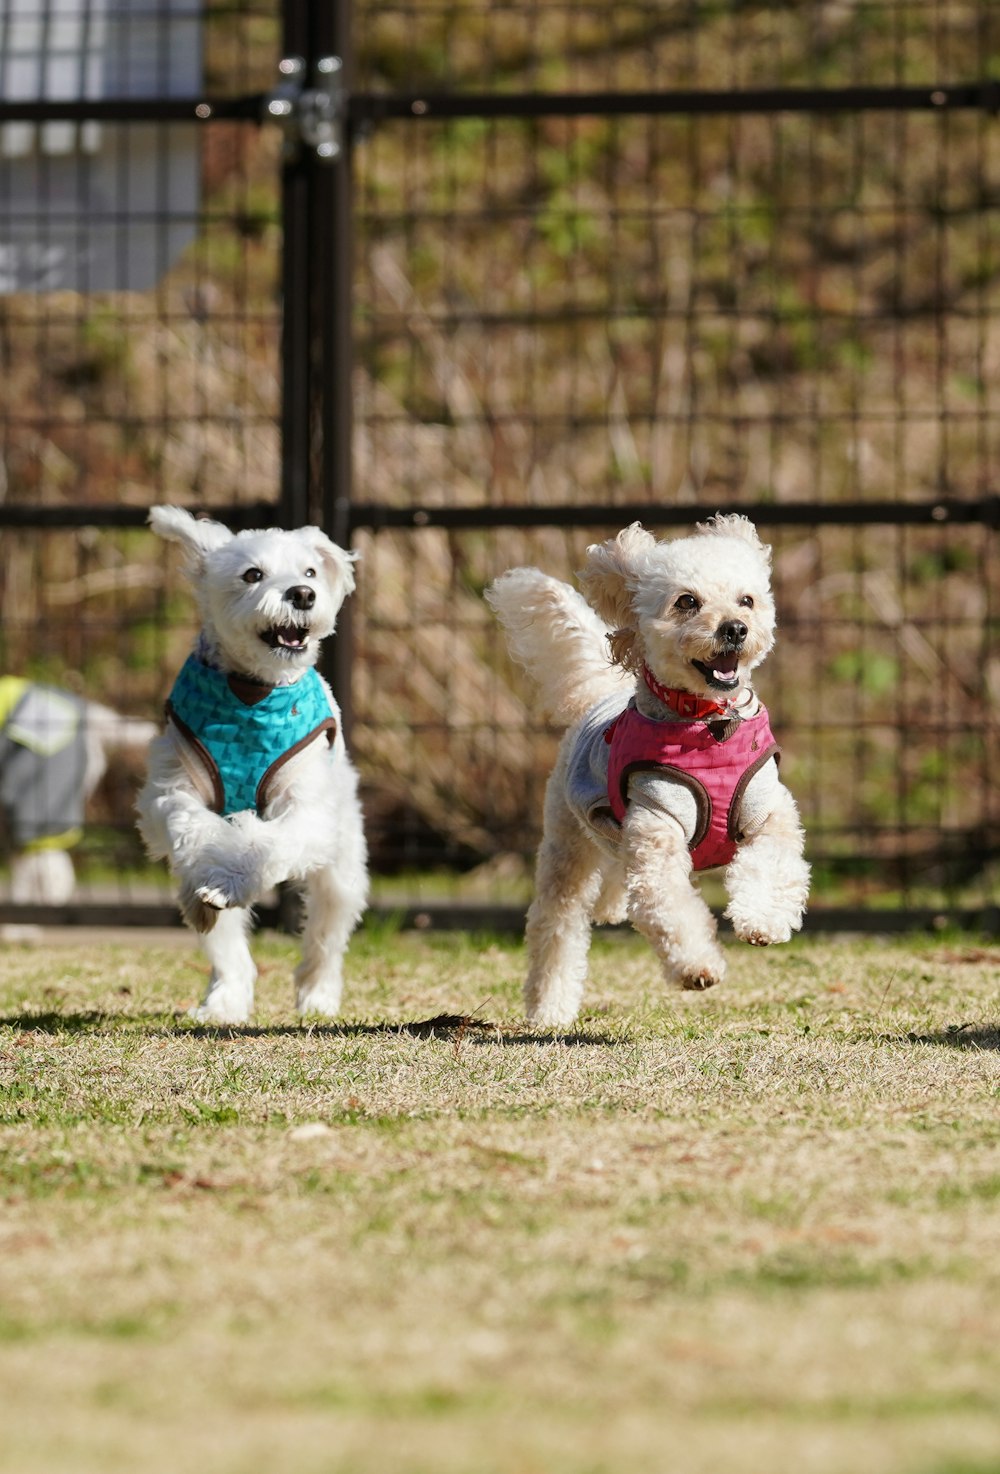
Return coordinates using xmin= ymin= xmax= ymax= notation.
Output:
xmin=260 ymin=624 xmax=310 ymax=652
xmin=692 ymin=652 xmax=741 ymax=689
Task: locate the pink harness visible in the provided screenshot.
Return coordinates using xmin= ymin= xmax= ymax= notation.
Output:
xmin=605 ymin=703 xmax=779 ymax=870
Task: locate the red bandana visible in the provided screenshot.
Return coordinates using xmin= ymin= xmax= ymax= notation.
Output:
xmin=642 ymin=664 xmax=735 ymax=720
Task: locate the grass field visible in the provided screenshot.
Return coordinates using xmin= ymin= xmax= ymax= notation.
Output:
xmin=0 ymin=925 xmax=998 ymax=1474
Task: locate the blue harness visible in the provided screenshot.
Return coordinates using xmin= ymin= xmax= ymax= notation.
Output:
xmin=166 ymin=656 xmax=337 ymax=816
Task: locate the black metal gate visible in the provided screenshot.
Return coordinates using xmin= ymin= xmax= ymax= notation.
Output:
xmin=0 ymin=1 xmax=997 ymax=930
xmin=0 ymin=0 xmax=291 ymax=924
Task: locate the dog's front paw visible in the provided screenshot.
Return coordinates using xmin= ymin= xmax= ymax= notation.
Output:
xmin=663 ymin=938 xmax=726 ymax=994
xmin=679 ymin=968 xmax=722 ymax=991
xmin=196 ymin=882 xmax=232 ymax=911
xmin=725 ymin=845 xmax=809 ymax=948
xmin=726 ymin=877 xmax=808 ymax=947
xmin=178 ymin=881 xmax=221 ymax=934
xmin=735 ymin=918 xmax=793 ymax=947
xmin=178 ymin=872 xmax=256 ymax=931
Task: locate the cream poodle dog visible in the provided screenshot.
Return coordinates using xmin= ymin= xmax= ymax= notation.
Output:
xmin=486 ymin=515 xmax=809 ymax=1027
xmin=137 ymin=506 xmax=367 ymax=1024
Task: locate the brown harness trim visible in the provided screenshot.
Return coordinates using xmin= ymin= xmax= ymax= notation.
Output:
xmin=255 ymin=718 xmax=338 ymax=813
xmin=226 ymin=673 xmax=275 ymax=707
xmin=727 ymin=743 xmax=781 ymax=843
xmin=165 ymin=701 xmax=225 ymax=815
xmin=616 ymin=759 xmax=712 ymax=853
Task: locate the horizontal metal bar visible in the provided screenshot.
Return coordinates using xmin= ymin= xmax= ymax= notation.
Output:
xmin=383 ymin=904 xmax=999 ymax=937
xmin=0 ymin=97 xmax=265 ymax=124
xmin=0 ymin=902 xmax=182 ymax=927
xmin=0 ymin=901 xmax=279 ymax=928
xmin=1 ymin=80 xmax=997 ymax=129
xmin=1 ymin=901 xmax=994 ymax=936
xmin=348 ymin=496 xmax=1000 ymax=533
xmin=0 ymin=497 xmax=995 ymax=535
xmin=351 ymin=81 xmax=1000 ymax=124
xmin=0 ymin=502 xmax=279 ymax=531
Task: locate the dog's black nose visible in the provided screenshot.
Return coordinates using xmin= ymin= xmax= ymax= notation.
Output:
xmin=718 ymin=619 xmax=748 ymax=648
xmin=286 ymin=584 xmax=316 ymax=611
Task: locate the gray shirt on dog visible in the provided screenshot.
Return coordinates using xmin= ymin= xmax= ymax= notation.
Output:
xmin=0 ymin=684 xmax=88 ymax=848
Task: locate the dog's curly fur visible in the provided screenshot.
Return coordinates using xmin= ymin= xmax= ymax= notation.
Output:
xmin=137 ymin=506 xmax=367 ymax=1024
xmin=486 ymin=515 xmax=810 ymax=1028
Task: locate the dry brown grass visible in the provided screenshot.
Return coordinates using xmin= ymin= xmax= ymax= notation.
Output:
xmin=0 ymin=928 xmax=998 ymax=1473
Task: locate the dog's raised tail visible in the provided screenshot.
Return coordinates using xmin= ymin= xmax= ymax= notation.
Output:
xmin=485 ymin=569 xmax=629 ymax=727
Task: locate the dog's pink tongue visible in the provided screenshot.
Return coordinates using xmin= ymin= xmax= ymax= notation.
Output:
xmin=713 ymin=652 xmax=739 ymax=678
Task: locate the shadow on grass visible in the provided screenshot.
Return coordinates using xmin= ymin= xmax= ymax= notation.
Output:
xmin=0 ymin=1010 xmax=125 ymax=1035
xmin=182 ymin=1019 xmax=623 ymax=1048
xmin=0 ymin=1009 xmax=620 ymax=1048
xmin=902 ymin=1024 xmax=1000 ymax=1051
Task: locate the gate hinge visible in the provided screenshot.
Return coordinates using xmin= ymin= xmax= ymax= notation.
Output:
xmin=264 ymin=56 xmax=344 ymax=162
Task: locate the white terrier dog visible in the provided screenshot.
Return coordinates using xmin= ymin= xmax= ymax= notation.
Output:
xmin=486 ymin=515 xmax=810 ymax=1028
xmin=137 ymin=506 xmax=368 ymax=1024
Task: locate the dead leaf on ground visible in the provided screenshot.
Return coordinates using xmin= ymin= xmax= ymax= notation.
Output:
xmin=401 ymin=1014 xmax=496 ymax=1039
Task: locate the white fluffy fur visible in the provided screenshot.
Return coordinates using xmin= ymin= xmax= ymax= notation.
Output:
xmin=486 ymin=568 xmax=631 ymax=724
xmin=137 ymin=506 xmax=368 ymax=1024
xmin=487 ymin=515 xmax=810 ymax=1028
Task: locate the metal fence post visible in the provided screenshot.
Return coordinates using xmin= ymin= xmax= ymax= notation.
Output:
xmin=278 ymin=0 xmax=355 ymax=729
xmin=323 ymin=0 xmax=356 ymax=736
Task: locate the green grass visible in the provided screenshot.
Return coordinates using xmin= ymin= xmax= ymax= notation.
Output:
xmin=0 ymin=929 xmax=999 ymax=1473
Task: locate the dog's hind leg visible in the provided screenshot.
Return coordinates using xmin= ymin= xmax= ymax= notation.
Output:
xmin=592 ymin=865 xmax=627 ymax=925
xmin=294 ymin=859 xmax=367 ymax=1017
xmin=524 ymin=782 xmax=605 ymax=1030
xmin=191 ymin=906 xmax=257 ymax=1024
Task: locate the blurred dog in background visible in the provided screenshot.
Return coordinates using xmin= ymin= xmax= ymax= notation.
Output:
xmin=0 ymin=677 xmax=156 ymax=908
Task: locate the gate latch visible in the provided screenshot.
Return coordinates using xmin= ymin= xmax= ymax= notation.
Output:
xmin=264 ymin=56 xmax=344 ymax=162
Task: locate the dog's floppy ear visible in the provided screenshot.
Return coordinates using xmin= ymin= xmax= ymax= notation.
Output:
xmin=303 ymin=527 xmax=358 ymax=601
xmin=148 ymin=505 xmax=233 ymax=569
xmin=696 ymin=512 xmax=771 ymax=567
xmin=577 ymin=521 xmax=655 ymax=628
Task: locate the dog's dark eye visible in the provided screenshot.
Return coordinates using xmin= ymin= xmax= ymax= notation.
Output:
xmin=304 ymin=567 xmax=317 ymax=579
xmin=674 ymin=593 xmax=700 ymax=612
xmin=739 ymin=595 xmax=754 ymax=609
xmin=242 ymin=568 xmax=263 ymax=584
